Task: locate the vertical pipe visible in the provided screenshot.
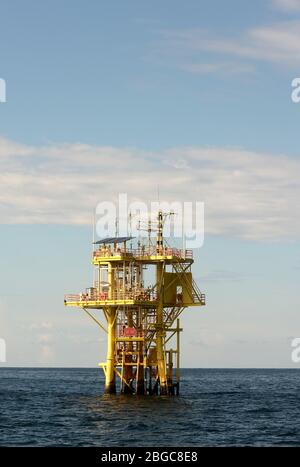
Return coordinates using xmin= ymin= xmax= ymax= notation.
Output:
xmin=108 ymin=263 xmax=113 ymax=300
xmin=148 ymin=366 xmax=153 ymax=394
xmin=156 ymin=211 xmax=163 ymax=254
xmin=169 ymin=349 xmax=174 ymax=394
xmin=123 ymin=309 xmax=134 ymax=394
xmin=156 ymin=261 xmax=168 ymax=395
xmin=176 ymin=318 xmax=180 ymax=395
xmin=123 ymin=261 xmax=125 ymax=299
xmin=136 ymin=307 xmax=145 ymax=394
xmin=105 ymin=307 xmax=116 ymax=393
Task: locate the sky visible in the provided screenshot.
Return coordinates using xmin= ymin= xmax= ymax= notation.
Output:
xmin=0 ymin=0 xmax=300 ymax=367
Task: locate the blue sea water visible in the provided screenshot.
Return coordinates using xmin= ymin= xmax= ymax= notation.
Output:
xmin=0 ymin=368 xmax=299 ymax=446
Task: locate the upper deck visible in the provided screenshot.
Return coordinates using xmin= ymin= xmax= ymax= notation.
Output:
xmin=64 ymin=230 xmax=205 ymax=310
xmin=64 ymin=290 xmax=205 ymax=308
xmin=92 ymin=246 xmax=194 ymax=264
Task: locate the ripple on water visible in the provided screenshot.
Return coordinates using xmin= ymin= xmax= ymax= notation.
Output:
xmin=0 ymin=368 xmax=300 ymax=446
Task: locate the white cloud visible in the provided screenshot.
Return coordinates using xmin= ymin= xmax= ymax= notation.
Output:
xmin=200 ymin=269 xmax=247 ymax=283
xmin=179 ymin=62 xmax=255 ymax=75
xmin=1 ymin=136 xmax=300 ymax=241
xmin=158 ymin=20 xmax=300 ymax=70
xmin=189 ymin=328 xmax=225 ymax=347
xmin=272 ymin=0 xmax=300 ymax=11
xmin=30 ymin=322 xmax=55 ymax=363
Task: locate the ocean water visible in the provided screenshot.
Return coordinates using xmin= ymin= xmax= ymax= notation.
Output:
xmin=0 ymin=368 xmax=299 ymax=446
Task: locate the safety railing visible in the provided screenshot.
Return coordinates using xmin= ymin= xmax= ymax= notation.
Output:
xmin=93 ymin=249 xmax=132 ymax=258
xmin=64 ymin=294 xmax=82 ymax=302
xmin=64 ymin=289 xmax=158 ymax=303
xmin=93 ymin=247 xmax=193 ymax=260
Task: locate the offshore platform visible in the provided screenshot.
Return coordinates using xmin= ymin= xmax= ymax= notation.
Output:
xmin=64 ymin=211 xmax=205 ymax=395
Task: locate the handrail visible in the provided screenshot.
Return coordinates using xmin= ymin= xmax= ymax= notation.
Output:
xmin=93 ymin=247 xmax=193 ymax=259
xmin=64 ymin=290 xmax=205 ymax=304
xmin=64 ymin=290 xmax=158 ymax=303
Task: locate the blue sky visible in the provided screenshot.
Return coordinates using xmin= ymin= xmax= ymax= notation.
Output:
xmin=0 ymin=0 xmax=300 ymax=367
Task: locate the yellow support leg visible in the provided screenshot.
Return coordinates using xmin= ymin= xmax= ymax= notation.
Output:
xmin=104 ymin=307 xmax=117 ymax=393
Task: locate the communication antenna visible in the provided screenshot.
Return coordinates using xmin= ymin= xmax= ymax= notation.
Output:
xmin=129 ymin=211 xmax=133 ymax=252
xmin=92 ymin=210 xmax=95 ymax=246
xmin=115 ymin=217 xmax=119 ymax=238
xmin=147 ymin=212 xmax=151 ymax=254
xmin=137 ymin=217 xmax=141 ymax=254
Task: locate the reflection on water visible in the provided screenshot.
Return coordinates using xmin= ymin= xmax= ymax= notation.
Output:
xmin=86 ymin=393 xmax=192 ymax=418
xmin=0 ymin=368 xmax=300 ymax=446
xmin=79 ymin=393 xmax=194 ymax=445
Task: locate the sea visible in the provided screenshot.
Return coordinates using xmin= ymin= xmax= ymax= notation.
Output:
xmin=0 ymin=368 xmax=299 ymax=447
